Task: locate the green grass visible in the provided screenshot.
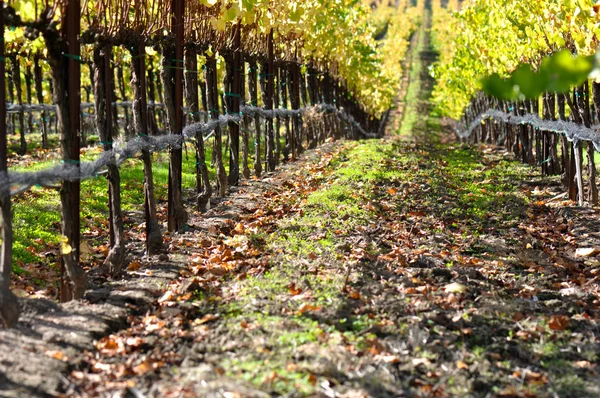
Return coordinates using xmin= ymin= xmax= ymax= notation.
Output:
xmin=7 ymin=129 xmax=272 ymax=279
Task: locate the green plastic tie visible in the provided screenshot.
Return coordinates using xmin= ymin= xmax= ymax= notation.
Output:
xmin=0 ymin=57 xmax=5 ymax=62
xmin=63 ymin=53 xmax=82 ymax=61
xmin=225 ymin=92 xmax=241 ymax=98
xmin=62 ymin=159 xmax=80 ymax=165
xmin=99 ymin=141 xmax=113 ymax=146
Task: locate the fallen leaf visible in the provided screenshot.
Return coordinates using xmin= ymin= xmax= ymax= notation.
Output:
xmin=573 ymin=360 xmax=594 ymax=369
xmin=209 ymin=266 xmax=228 ymax=276
xmin=127 ymin=261 xmax=142 ymax=271
xmin=286 ymin=363 xmax=298 ymax=371
xmin=412 ymin=358 xmax=431 ymax=367
xmin=96 ymin=336 xmax=122 ymax=355
xmin=133 ymin=359 xmax=162 ymax=375
xmin=92 ymin=362 xmax=112 ymax=372
xmin=387 ymin=187 xmax=397 ymax=195
xmin=158 ymin=290 xmax=176 ymax=303
xmin=444 ymin=282 xmax=467 ymax=294
xmin=575 ymin=247 xmax=600 ymax=257
xmin=234 ymin=223 xmax=246 ymax=235
xmin=195 ymin=313 xmax=218 ymax=325
xmin=224 ymin=235 xmax=249 ymax=248
xmin=126 ymin=337 xmax=143 ymax=347
xmin=297 ymin=303 xmax=321 ymax=315
xmin=288 ymin=282 xmax=302 ymax=296
xmin=456 ymin=360 xmax=469 ymax=370
xmin=548 ymin=314 xmax=570 ymax=331
xmin=45 ymin=350 xmax=67 ymax=361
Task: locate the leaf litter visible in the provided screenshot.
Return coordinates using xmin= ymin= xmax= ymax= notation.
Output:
xmin=57 ymin=139 xmax=600 ymax=398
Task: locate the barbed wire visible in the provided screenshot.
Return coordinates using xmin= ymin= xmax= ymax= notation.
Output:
xmin=457 ymin=109 xmax=600 ymax=151
xmin=2 ymin=103 xmax=373 ymax=196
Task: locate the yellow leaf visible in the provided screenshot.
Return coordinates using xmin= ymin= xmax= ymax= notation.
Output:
xmin=61 ymin=242 xmax=72 ymax=255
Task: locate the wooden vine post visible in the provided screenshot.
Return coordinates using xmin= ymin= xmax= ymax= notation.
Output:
xmin=265 ymin=29 xmax=276 ymax=171
xmin=130 ymin=43 xmax=164 ymax=254
xmin=93 ymin=45 xmax=125 ymax=275
xmin=241 ymin=60 xmax=251 ymax=179
xmin=147 ymin=61 xmax=160 ymax=135
xmin=249 ymin=60 xmax=262 ymax=177
xmin=226 ymin=22 xmax=242 ymax=186
xmin=52 ymin=0 xmax=88 ymax=300
xmin=0 ymin=0 xmax=20 ymax=327
xmin=167 ymin=0 xmax=188 ymax=232
xmin=12 ymin=57 xmax=26 ymax=155
xmin=184 ymin=48 xmax=211 ymax=211
xmin=206 ymin=54 xmax=227 ymax=196
xmin=34 ymin=55 xmax=49 ymax=148
xmin=290 ymin=63 xmax=302 ymax=157
xmin=273 ymin=64 xmax=281 ymax=165
xmin=582 ymin=81 xmax=598 ymax=204
xmin=280 ymin=65 xmax=291 ymax=160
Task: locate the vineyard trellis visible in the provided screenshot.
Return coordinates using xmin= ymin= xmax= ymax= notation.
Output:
xmin=429 ymin=0 xmax=600 ymax=211
xmin=0 ymin=0 xmax=419 ymax=327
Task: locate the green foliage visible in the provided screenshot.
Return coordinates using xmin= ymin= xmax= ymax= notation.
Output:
xmin=481 ymin=50 xmax=596 ymax=100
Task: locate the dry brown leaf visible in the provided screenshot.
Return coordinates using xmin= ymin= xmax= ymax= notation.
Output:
xmin=456 ymin=360 xmax=469 ymax=370
xmin=45 ymin=350 xmax=67 ymax=361
xmin=96 ymin=336 xmax=122 ymax=355
xmin=234 ymin=223 xmax=246 ymax=234
xmin=196 ymin=313 xmax=218 ymax=325
xmin=548 ymin=314 xmax=570 ymax=331
xmin=297 ymin=303 xmax=321 ymax=315
xmin=288 ymin=282 xmax=303 ymax=296
xmin=127 ymin=261 xmax=142 ymax=271
xmin=209 ymin=266 xmax=227 ymax=276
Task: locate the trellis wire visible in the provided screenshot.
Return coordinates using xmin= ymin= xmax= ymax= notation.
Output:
xmin=6 ymin=101 xmax=194 ymax=114
xmin=457 ymin=109 xmax=600 ymax=150
xmin=2 ymin=103 xmax=371 ymax=196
